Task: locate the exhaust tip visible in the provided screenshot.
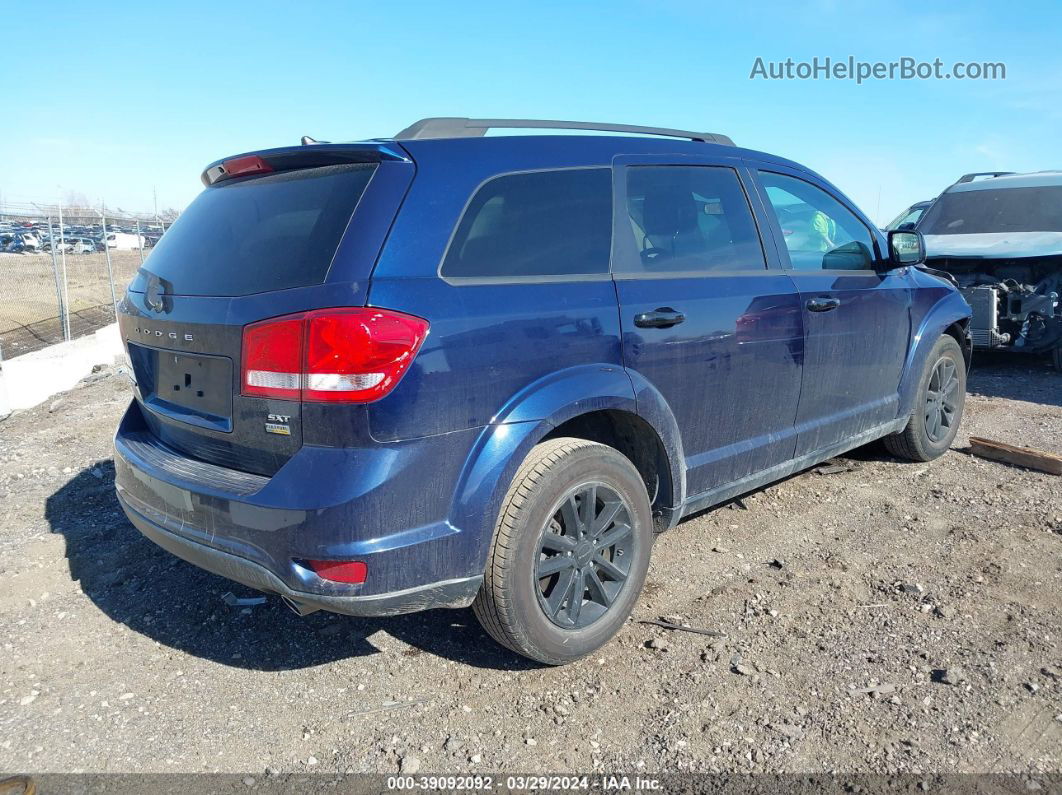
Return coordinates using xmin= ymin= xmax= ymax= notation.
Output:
xmin=281 ymin=595 xmax=320 ymax=617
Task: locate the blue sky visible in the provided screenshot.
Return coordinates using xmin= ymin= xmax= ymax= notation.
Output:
xmin=1 ymin=0 xmax=1059 ymax=224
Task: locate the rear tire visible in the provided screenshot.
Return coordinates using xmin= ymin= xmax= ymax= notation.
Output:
xmin=1052 ymin=346 xmax=1062 ymax=372
xmin=884 ymin=334 xmax=966 ymax=462
xmin=472 ymin=437 xmax=653 ymax=665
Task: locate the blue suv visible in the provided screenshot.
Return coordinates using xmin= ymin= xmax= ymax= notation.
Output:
xmin=113 ymin=118 xmax=972 ymax=664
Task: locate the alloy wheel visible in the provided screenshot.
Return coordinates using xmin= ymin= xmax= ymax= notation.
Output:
xmin=925 ymin=356 xmax=959 ymax=443
xmin=534 ymin=483 xmax=634 ymax=629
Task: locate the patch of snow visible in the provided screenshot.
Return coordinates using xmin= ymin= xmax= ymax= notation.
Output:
xmin=1 ymin=324 xmax=125 ymax=412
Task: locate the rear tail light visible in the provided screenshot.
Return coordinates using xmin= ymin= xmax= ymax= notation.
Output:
xmin=241 ymin=308 xmax=428 ymax=403
xmin=306 ymin=560 xmax=367 ymax=584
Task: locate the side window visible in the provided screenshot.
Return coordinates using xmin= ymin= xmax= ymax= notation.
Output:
xmin=441 ymin=168 xmax=612 ymax=279
xmin=758 ymin=171 xmax=876 ymax=271
xmin=619 ymin=166 xmax=765 ymax=274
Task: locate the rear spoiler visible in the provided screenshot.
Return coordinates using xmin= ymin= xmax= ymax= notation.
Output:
xmin=201 ymin=143 xmax=410 ymax=186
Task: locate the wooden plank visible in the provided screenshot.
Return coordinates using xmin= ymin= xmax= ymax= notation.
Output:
xmin=968 ymin=437 xmax=1062 ymax=476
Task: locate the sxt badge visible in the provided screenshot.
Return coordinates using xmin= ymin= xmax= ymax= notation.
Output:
xmin=265 ymin=413 xmax=291 ymax=436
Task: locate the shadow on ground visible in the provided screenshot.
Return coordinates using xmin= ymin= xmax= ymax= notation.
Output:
xmin=966 ymin=351 xmax=1061 ymax=407
xmin=45 ymin=462 xmax=539 ymax=673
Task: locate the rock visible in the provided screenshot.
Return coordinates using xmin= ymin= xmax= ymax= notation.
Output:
xmin=242 ymin=777 xmax=255 ymax=786
xmin=712 ymin=546 xmax=729 ymax=553
xmin=525 ymin=738 xmax=537 ymax=746
xmin=900 ymin=583 xmax=924 ymax=595
xmin=400 ymin=755 xmax=421 ymax=775
xmin=48 ymin=399 xmax=64 ymax=413
xmin=938 ymin=667 xmax=965 ymax=685
xmin=90 ymin=467 xmax=104 ymax=479
xmin=768 ymin=558 xmax=785 ymax=569
xmin=1024 ymin=682 xmax=1039 ymax=693
xmin=647 ymin=637 xmax=668 ymax=651
xmin=19 ymin=694 xmax=37 ymax=706
xmin=734 ymin=664 xmax=756 ymax=676
xmin=444 ymin=736 xmax=461 ymax=752
xmin=306 ymin=756 xmax=318 ymax=766
xmin=469 ymin=754 xmax=482 ymax=764
xmin=934 ymin=605 xmax=954 ymax=619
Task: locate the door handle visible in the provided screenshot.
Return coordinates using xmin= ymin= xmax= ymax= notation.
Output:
xmin=806 ymin=297 xmax=841 ymax=313
xmin=634 ymin=308 xmax=686 ymax=328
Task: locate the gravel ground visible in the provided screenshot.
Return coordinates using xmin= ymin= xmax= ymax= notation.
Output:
xmin=0 ymin=355 xmax=1059 ymax=778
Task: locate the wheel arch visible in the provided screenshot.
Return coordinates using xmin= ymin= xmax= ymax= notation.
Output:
xmin=448 ymin=364 xmax=684 ymax=573
xmin=898 ymin=291 xmax=972 ymax=417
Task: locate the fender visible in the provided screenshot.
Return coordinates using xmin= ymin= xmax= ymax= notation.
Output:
xmin=448 ymin=363 xmax=684 ymax=570
xmin=897 ymin=283 xmax=972 ymax=417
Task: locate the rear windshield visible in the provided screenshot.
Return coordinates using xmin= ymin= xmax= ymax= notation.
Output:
xmin=138 ymin=163 xmax=376 ymax=296
xmin=919 ymin=185 xmax=1062 ymax=235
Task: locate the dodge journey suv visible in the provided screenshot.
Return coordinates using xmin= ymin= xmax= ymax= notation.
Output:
xmin=114 ymin=117 xmax=972 ymax=664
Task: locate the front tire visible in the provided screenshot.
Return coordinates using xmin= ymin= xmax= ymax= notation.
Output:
xmin=1052 ymin=345 xmax=1062 ymax=372
xmin=884 ymin=334 xmax=966 ymax=461
xmin=472 ymin=437 xmax=653 ymax=665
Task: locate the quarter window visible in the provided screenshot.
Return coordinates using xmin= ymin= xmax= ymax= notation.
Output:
xmin=441 ymin=168 xmax=612 ymax=279
xmin=758 ymin=172 xmax=876 ymax=271
xmin=619 ymin=166 xmax=765 ymax=274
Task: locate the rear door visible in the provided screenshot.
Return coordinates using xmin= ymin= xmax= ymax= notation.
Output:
xmin=612 ymin=154 xmax=804 ymax=498
xmin=119 ymin=145 xmax=414 ymax=475
xmin=749 ymin=164 xmax=912 ymax=456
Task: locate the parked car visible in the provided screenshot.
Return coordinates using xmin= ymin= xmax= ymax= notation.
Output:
xmin=0 ymin=233 xmax=25 ymax=253
xmin=106 ymin=232 xmax=145 ymax=250
xmin=0 ymin=231 xmax=41 ymax=252
xmin=113 ymin=118 xmax=972 ymax=664
xmin=885 ymin=199 xmax=933 ymax=232
xmin=70 ymin=238 xmax=97 ymax=254
xmin=920 ymin=171 xmax=1062 ymax=370
xmin=41 ymin=238 xmax=74 ymax=254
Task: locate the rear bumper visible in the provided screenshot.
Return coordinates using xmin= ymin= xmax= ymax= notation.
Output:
xmin=113 ymin=399 xmax=486 ymax=615
xmin=119 ymin=492 xmax=481 ymax=616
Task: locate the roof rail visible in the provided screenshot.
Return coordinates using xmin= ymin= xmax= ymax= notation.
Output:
xmin=955 ymin=171 xmax=1016 ymax=184
xmin=393 ymin=117 xmax=735 ymax=146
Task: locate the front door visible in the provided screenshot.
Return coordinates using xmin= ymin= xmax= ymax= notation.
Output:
xmin=613 ymin=157 xmax=804 ymax=498
xmin=752 ymin=167 xmax=912 ymax=456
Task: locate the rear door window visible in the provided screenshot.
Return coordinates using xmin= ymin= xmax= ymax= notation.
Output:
xmin=618 ymin=165 xmax=766 ymax=274
xmin=138 ymin=164 xmax=377 ymax=296
xmin=441 ymin=168 xmax=612 ymax=279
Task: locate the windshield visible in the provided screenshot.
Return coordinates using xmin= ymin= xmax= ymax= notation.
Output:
xmin=139 ymin=163 xmax=376 ymax=296
xmin=919 ymin=185 xmax=1062 ymax=235
xmin=886 ymin=204 xmax=926 ymax=231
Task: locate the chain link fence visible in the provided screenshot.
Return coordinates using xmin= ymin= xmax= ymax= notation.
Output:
xmin=1 ymin=203 xmax=172 ymax=358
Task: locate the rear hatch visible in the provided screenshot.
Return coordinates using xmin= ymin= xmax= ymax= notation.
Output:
xmin=119 ymin=143 xmax=414 ymax=476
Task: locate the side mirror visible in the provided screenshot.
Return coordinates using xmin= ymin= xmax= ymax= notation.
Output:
xmin=887 ymin=229 xmax=925 ymax=267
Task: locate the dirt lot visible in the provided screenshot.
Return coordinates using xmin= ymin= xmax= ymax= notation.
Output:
xmin=0 ymin=355 xmax=1059 ymax=779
